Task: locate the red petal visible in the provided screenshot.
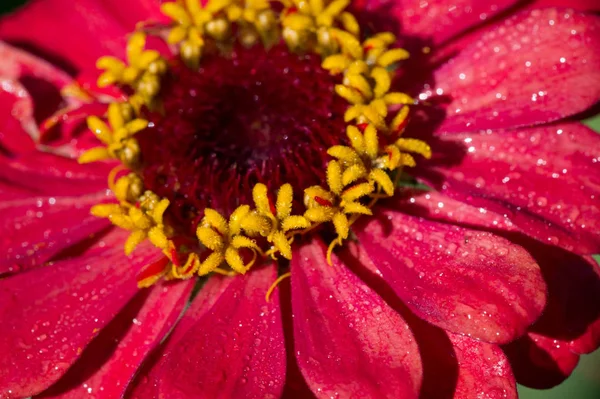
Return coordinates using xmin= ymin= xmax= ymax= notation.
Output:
xmin=0 ymin=192 xmax=111 ymax=275
xmin=530 ymin=0 xmax=600 ymax=11
xmin=0 ymin=152 xmax=110 ymax=195
xmin=125 ymin=275 xmax=235 ymax=399
xmin=419 ymin=123 xmax=600 ymax=254
xmin=152 ymin=265 xmax=286 ymax=399
xmin=354 ymin=0 xmax=518 ymax=46
xmin=425 ymin=9 xmax=600 ymax=133
xmin=0 ymin=0 xmax=161 ymax=72
xmin=355 ymin=206 xmax=546 ymax=344
xmin=446 ymin=333 xmax=517 ymax=399
xmin=0 ymin=39 xmax=73 ymax=155
xmin=291 ymin=239 xmax=423 ymax=398
xmin=0 ymin=229 xmax=162 ymax=398
xmin=344 ymin=242 xmax=517 ymax=399
xmin=527 ymin=247 xmax=600 ymax=355
xmin=38 ymin=279 xmax=194 ymax=399
xmin=503 ymin=333 xmax=580 ymax=389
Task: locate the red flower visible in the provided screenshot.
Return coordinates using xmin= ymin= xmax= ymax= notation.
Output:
xmin=0 ymin=0 xmax=599 ymax=398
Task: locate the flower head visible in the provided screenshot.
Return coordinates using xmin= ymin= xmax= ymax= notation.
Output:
xmin=0 ymin=0 xmax=599 ymax=398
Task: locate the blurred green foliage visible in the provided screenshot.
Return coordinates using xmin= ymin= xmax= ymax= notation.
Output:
xmin=0 ymin=1 xmax=599 ymax=398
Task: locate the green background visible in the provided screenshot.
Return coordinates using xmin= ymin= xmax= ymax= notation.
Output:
xmin=0 ymin=1 xmax=598 ymax=397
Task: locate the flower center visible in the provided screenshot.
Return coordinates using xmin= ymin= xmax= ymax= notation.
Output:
xmin=74 ymin=0 xmax=433 ymax=289
xmin=137 ymin=44 xmax=348 ymax=231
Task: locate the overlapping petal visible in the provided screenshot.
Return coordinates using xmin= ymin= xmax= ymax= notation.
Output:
xmin=419 ymin=123 xmax=600 ymax=254
xmin=0 ymin=191 xmax=111 ymax=274
xmin=291 ymin=239 xmax=423 ymax=399
xmin=39 ymin=279 xmax=194 ymax=399
xmin=0 ymin=229 xmax=163 ymax=398
xmin=0 ymin=0 xmax=163 ymax=72
xmin=355 ymin=205 xmax=546 ymax=344
xmin=424 ymin=8 xmax=600 ymax=133
xmin=139 ymin=265 xmax=286 ymax=399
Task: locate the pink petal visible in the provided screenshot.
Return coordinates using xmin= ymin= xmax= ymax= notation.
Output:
xmin=153 ymin=265 xmax=286 ymax=399
xmin=0 ymin=0 xmax=129 ymax=72
xmin=0 ymin=152 xmax=110 ymax=195
xmin=291 ymin=238 xmax=423 ymax=398
xmin=530 ymin=0 xmax=600 ymax=11
xmin=503 ymin=333 xmax=580 ymax=389
xmin=355 ymin=206 xmax=546 ymax=344
xmin=424 ymin=9 xmax=600 ymax=133
xmin=38 ymin=279 xmax=194 ymax=399
xmin=0 ymin=229 xmax=162 ymax=398
xmin=345 ymin=242 xmax=517 ymax=399
xmin=445 ymin=333 xmax=517 ymax=399
xmin=419 ymin=123 xmax=600 ymax=254
xmin=355 ymin=0 xmax=518 ymax=45
xmin=124 ymin=275 xmax=236 ymax=399
xmin=0 ymin=191 xmax=111 ymax=275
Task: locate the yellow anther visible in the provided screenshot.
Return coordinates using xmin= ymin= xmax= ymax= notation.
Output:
xmin=252 ymin=183 xmax=310 ymax=259
xmin=331 ymin=28 xmax=363 ymax=59
xmin=396 ymin=138 xmax=432 ymax=159
xmin=339 ymin=11 xmax=359 ymax=36
xmin=391 ymin=105 xmax=410 ymax=132
xmin=335 ymin=84 xmax=364 ymax=104
xmin=342 ymin=163 xmax=367 ymax=186
xmin=199 ymin=251 xmax=225 ymax=275
xmin=124 ymin=230 xmax=147 ymax=256
xmin=97 ymin=32 xmax=165 ymax=99
xmin=202 ymin=208 xmax=229 ymax=235
xmin=341 ymin=181 xmax=373 ymax=202
xmin=197 ymin=226 xmax=225 ymax=251
xmin=344 ymin=73 xmax=372 ymax=100
xmin=78 ymin=106 xmax=148 ymax=167
xmin=342 ymin=201 xmax=372 ymax=215
xmin=196 ymin=206 xmax=266 ymax=275
xmin=369 ymin=168 xmax=395 ymax=196
xmin=384 ymin=92 xmax=415 ymax=106
xmin=322 ymin=54 xmax=352 ymax=74
xmin=377 ymin=48 xmax=410 ymax=67
xmin=326 ymin=161 xmax=344 ymax=195
xmin=370 ymin=67 xmax=391 ymax=99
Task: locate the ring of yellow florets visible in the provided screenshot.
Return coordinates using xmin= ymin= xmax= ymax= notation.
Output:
xmin=76 ymin=0 xmax=431 ymax=289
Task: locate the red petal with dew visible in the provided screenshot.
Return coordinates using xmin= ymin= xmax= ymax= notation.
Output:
xmin=151 ymin=265 xmax=285 ymax=399
xmin=38 ymin=279 xmax=194 ymax=399
xmin=0 ymin=229 xmax=163 ymax=398
xmin=125 ymin=275 xmax=235 ymax=399
xmin=419 ymin=123 xmax=600 ymax=255
xmin=447 ymin=333 xmax=517 ymax=399
xmin=0 ymin=191 xmax=111 ymax=275
xmin=355 ymin=206 xmax=546 ymax=344
xmin=0 ymin=0 xmax=162 ymax=72
xmin=0 ymin=152 xmax=111 ymax=195
xmin=345 ymin=241 xmax=517 ymax=399
xmin=291 ymin=238 xmax=423 ymax=399
xmin=388 ymin=0 xmax=519 ymax=45
xmin=424 ymin=9 xmax=600 ymax=133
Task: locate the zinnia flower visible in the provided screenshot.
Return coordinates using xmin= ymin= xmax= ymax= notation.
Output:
xmin=0 ymin=0 xmax=599 ymax=398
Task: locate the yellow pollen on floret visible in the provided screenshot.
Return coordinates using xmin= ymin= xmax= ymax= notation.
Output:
xmin=97 ymin=32 xmax=167 ymax=103
xmin=78 ymin=103 xmax=148 ymax=167
xmin=78 ymin=0 xmax=435 ymax=290
xmin=196 ymin=207 xmax=265 ymax=275
xmin=280 ymin=0 xmax=358 ymax=55
xmin=91 ymin=190 xmax=171 ymax=256
xmin=252 ymin=183 xmax=311 ymax=259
